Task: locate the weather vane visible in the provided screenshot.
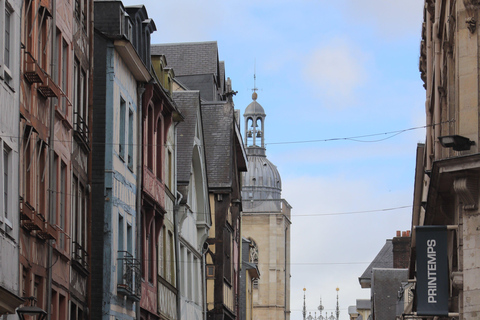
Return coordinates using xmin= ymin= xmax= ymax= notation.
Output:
xmin=252 ymin=60 xmax=259 ymax=100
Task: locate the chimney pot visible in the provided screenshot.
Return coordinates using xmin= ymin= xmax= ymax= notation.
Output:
xmin=396 ymin=230 xmax=401 ymax=237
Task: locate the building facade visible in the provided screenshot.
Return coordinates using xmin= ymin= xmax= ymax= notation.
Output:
xmin=151 ymin=41 xmax=247 ymax=320
xmin=149 ymin=54 xmax=182 ymax=320
xmin=0 ymin=0 xmax=23 ymax=316
xmin=172 ymin=89 xmax=211 ymax=320
xmin=18 ymin=0 xmax=93 ymax=318
xmin=92 ymin=2 xmax=155 ymax=319
xmin=140 ymin=44 xmax=182 ymax=320
xmin=241 ymin=91 xmax=291 ymax=320
xmin=401 ymin=0 xmax=480 ymax=319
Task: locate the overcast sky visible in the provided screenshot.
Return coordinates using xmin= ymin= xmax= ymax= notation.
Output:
xmin=120 ymin=1 xmax=426 ymax=319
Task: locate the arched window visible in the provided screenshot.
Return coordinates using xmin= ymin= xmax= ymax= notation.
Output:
xmin=147 ymin=105 xmax=154 ymax=169
xmin=247 ymin=117 xmax=254 ymax=146
xmin=156 ymin=117 xmax=162 ymax=180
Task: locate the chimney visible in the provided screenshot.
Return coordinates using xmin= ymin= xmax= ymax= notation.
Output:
xmin=393 ymin=230 xmax=411 ymax=269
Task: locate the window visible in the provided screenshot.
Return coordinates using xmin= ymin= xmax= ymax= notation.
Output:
xmin=2 ymin=2 xmax=13 ymax=85
xmin=61 ymin=39 xmax=68 ymax=113
xmin=155 ymin=117 xmax=162 ymax=179
xmin=1 ymin=143 xmax=12 ymax=231
xmin=223 ymin=229 xmax=233 ymax=283
xmin=117 ymin=214 xmax=124 ymax=285
xmin=206 ymin=265 xmax=215 ymax=278
xmin=4 ymin=6 xmax=11 ymax=68
xmin=159 ymin=226 xmax=164 ymax=277
xmin=147 ymin=106 xmax=153 ymax=169
xmin=37 ymin=8 xmax=48 ymax=69
xmin=59 ymin=161 xmax=66 ymax=249
xmin=167 ymin=150 xmax=172 ymax=189
xmin=128 ymin=109 xmax=133 ymax=169
xmin=38 ymin=140 xmax=47 ymax=220
xmin=148 ymin=222 xmax=154 ymax=283
xmin=72 ymin=175 xmax=88 ymax=269
xmin=119 ymin=97 xmax=126 ymax=159
xmin=73 ymin=58 xmax=89 ymax=145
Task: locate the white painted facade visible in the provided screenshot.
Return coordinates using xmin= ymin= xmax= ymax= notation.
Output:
xmin=0 ymin=0 xmax=23 ymax=316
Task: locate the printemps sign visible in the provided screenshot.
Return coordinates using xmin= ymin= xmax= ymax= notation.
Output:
xmin=416 ymin=226 xmax=449 ymax=316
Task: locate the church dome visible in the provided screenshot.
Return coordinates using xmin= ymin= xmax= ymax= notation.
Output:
xmin=242 ymin=155 xmax=282 ymax=200
xmin=244 ymin=93 xmax=265 ymax=117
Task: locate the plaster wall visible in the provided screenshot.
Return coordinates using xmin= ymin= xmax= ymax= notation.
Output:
xmin=100 ymin=45 xmax=140 ymax=320
xmin=0 ymin=0 xmax=23 ymax=313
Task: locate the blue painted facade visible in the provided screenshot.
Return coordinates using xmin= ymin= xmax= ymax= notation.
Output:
xmin=92 ymin=2 xmax=155 ymax=319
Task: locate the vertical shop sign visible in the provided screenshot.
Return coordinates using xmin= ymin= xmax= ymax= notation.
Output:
xmin=416 ymin=226 xmax=449 ymax=316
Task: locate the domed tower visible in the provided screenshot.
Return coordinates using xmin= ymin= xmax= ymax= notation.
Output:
xmin=242 ymin=91 xmax=282 ymax=202
xmin=240 ymin=83 xmax=291 ymax=320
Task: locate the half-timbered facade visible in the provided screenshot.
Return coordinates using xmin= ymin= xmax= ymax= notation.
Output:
xmin=92 ymin=2 xmax=154 ymax=319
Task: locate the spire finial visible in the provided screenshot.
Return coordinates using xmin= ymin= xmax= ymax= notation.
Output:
xmin=335 ymin=287 xmax=340 ymax=320
xmin=252 ymin=60 xmax=258 ymax=100
xmin=303 ymin=288 xmax=307 ymax=320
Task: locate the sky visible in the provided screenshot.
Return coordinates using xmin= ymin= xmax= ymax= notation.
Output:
xmin=121 ymin=1 xmax=426 ymax=319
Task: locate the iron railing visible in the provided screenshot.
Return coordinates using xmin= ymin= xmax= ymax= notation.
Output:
xmin=117 ymin=251 xmax=141 ymax=301
xmin=73 ymin=112 xmax=90 ymax=147
xmin=72 ymin=241 xmax=89 ymax=272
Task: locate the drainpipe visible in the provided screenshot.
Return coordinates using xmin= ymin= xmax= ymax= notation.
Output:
xmin=136 ymin=83 xmax=145 ymax=320
xmin=433 ymin=1 xmax=442 ymax=159
xmin=425 ymin=6 xmax=433 ymax=170
xmin=46 ymin=0 xmax=57 ymax=318
xmin=284 ymin=223 xmax=288 ymax=320
xmin=173 ymin=120 xmax=182 ymax=320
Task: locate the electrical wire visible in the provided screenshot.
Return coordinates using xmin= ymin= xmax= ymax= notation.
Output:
xmin=0 ymin=119 xmax=453 ymax=148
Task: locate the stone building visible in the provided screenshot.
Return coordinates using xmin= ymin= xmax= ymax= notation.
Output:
xmin=241 ymin=91 xmax=291 ymax=320
xmin=0 ymin=0 xmax=23 ymax=316
xmin=239 ymin=237 xmax=260 ymax=320
xmin=400 ymin=0 xmax=480 ymax=319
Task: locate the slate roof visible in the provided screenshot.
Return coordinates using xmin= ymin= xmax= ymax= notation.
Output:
xmin=356 ymin=299 xmax=371 ymax=310
xmin=201 ymin=101 xmax=236 ymax=189
xmin=359 ymin=240 xmax=393 ymax=287
xmin=151 ymin=41 xmax=220 ymax=77
xmin=173 ymin=91 xmax=202 ymax=184
xmin=371 ymin=268 xmax=408 ymax=320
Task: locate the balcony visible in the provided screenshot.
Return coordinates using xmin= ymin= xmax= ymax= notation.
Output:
xmin=38 ymin=75 xmax=61 ymax=98
xmin=72 ymin=241 xmax=89 ymax=275
xmin=19 ymin=198 xmax=43 ymax=231
xmin=117 ymin=251 xmax=141 ymax=301
xmin=37 ymin=220 xmax=57 ymax=241
xmin=24 ymin=52 xmax=46 ymax=84
xmin=73 ymin=112 xmax=90 ymax=150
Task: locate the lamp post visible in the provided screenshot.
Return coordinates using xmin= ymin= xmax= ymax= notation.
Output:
xmin=16 ymin=297 xmax=47 ymax=320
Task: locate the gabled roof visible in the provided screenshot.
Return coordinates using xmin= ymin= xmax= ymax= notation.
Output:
xmin=173 ymin=90 xmax=202 ymax=184
xmin=359 ymin=240 xmax=393 ymax=288
xmin=201 ymin=101 xmax=247 ymax=190
xmin=371 ymin=268 xmax=408 ymax=320
xmin=151 ymin=41 xmax=219 ymax=77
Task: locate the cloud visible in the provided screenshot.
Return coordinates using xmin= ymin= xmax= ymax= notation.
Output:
xmin=303 ymin=38 xmax=368 ymax=108
xmin=343 ymin=0 xmax=424 ymax=39
xmin=283 ymin=174 xmax=412 ymax=319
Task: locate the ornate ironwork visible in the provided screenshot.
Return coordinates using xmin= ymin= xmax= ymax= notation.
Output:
xmin=117 ymin=251 xmax=141 ymax=301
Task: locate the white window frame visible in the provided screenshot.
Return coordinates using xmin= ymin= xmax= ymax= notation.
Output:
xmin=1 ymin=140 xmax=13 ymax=231
xmin=0 ymin=1 xmax=14 ymax=87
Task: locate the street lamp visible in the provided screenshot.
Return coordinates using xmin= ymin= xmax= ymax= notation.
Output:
xmin=16 ymin=297 xmax=47 ymax=320
xmin=438 ymin=135 xmax=475 ymax=151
